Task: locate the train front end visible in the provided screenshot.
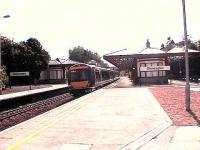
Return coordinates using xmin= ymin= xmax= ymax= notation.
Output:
xmin=68 ymin=64 xmax=95 ymax=95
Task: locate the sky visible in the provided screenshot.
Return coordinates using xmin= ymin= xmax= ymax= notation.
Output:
xmin=0 ymin=0 xmax=200 ymax=59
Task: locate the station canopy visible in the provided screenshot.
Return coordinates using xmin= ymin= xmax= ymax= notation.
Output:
xmin=103 ymin=47 xmax=200 ymax=69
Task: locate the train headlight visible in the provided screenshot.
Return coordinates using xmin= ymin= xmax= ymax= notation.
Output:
xmin=87 ymin=82 xmax=90 ymax=87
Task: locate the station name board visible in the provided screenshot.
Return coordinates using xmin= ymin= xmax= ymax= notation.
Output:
xmin=140 ymin=66 xmax=170 ymax=71
xmin=10 ymin=72 xmax=30 ymax=76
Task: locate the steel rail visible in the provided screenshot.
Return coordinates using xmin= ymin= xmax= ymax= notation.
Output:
xmin=0 ymin=93 xmax=73 ymax=120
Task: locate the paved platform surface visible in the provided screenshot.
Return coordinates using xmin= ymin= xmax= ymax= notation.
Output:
xmin=0 ymin=77 xmax=200 ymax=150
xmin=0 ymin=77 xmax=171 ymax=150
xmin=170 ymin=80 xmax=200 ymax=91
xmin=0 ymin=84 xmax=68 ymax=101
xmin=139 ymin=126 xmax=200 ymax=150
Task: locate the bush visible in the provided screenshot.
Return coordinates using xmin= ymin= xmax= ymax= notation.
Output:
xmin=0 ymin=65 xmax=8 ymax=89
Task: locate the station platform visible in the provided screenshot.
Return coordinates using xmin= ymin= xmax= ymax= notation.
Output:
xmin=0 ymin=84 xmax=68 ymax=101
xmin=0 ymin=77 xmax=172 ymax=150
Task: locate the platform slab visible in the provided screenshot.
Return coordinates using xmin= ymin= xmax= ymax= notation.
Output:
xmin=0 ymin=78 xmax=170 ymax=150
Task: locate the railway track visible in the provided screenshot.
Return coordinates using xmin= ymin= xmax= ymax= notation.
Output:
xmin=0 ymin=79 xmax=119 ymax=131
xmin=0 ymin=93 xmax=73 ymax=131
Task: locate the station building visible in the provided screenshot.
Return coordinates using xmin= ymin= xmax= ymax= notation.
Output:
xmin=39 ymin=58 xmax=80 ymax=83
xmin=103 ymin=43 xmax=200 ymax=85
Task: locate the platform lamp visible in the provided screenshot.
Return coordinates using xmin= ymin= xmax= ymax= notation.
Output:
xmin=0 ymin=14 xmax=10 ymax=67
xmin=181 ymin=0 xmax=190 ymax=111
xmin=56 ymin=58 xmax=65 ymax=81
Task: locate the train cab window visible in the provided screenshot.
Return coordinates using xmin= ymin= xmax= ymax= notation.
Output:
xmin=70 ymin=69 xmax=90 ymax=81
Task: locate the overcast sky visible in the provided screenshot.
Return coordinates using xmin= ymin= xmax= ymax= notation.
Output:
xmin=0 ymin=0 xmax=200 ymax=59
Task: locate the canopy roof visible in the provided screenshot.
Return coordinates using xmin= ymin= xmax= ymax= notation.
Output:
xmin=139 ymin=48 xmax=165 ymax=54
xmin=167 ymin=47 xmax=199 ymax=54
xmin=103 ymin=47 xmax=200 ymax=69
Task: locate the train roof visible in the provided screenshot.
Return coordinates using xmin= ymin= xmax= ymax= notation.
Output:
xmin=70 ymin=63 xmax=93 ymax=68
xmin=69 ymin=63 xmax=114 ymax=71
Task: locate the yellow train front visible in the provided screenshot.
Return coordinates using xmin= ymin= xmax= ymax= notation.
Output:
xmin=68 ymin=63 xmax=118 ymax=96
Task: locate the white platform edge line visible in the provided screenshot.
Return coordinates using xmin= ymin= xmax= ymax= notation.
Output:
xmin=0 ymin=88 xmax=105 ymax=135
xmin=119 ymin=121 xmax=172 ymax=150
xmin=146 ymin=88 xmax=172 ymax=124
xmin=119 ymin=88 xmax=173 ymax=150
xmin=0 ymin=85 xmax=68 ymax=101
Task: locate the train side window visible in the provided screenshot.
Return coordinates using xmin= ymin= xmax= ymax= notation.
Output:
xmin=102 ymin=71 xmax=110 ymax=80
xmin=95 ymin=71 xmax=101 ymax=82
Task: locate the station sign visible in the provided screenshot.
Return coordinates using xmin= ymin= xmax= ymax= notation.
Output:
xmin=10 ymin=72 xmax=30 ymax=76
xmin=140 ymin=66 xmax=170 ymax=71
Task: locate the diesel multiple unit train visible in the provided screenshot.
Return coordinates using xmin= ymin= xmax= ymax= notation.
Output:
xmin=68 ymin=63 xmax=119 ymax=95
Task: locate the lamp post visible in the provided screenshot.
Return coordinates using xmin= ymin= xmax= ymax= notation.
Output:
xmin=181 ymin=0 xmax=190 ymax=111
xmin=0 ymin=14 xmax=10 ymax=67
xmin=56 ymin=58 xmax=65 ymax=81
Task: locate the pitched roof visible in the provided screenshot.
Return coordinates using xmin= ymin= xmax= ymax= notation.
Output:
xmin=104 ymin=47 xmax=165 ymax=56
xmin=167 ymin=47 xmax=199 ymax=54
xmin=49 ymin=58 xmax=80 ymax=65
xmin=104 ymin=49 xmax=137 ymax=56
xmin=138 ymin=48 xmax=165 ymax=54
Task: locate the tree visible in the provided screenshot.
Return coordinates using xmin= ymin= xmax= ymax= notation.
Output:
xmin=0 ymin=65 xmax=8 ymax=89
xmin=25 ymin=38 xmax=51 ymax=81
xmin=176 ymin=38 xmax=197 ymax=50
xmin=169 ymin=55 xmax=200 ymax=82
xmin=1 ymin=36 xmax=12 ymax=73
xmin=161 ymin=37 xmax=176 ymax=51
xmin=160 ymin=43 xmax=165 ymax=50
xmin=69 ymin=46 xmax=90 ymax=63
xmin=197 ymin=40 xmax=200 ymax=50
xmin=1 ymin=36 xmax=50 ymax=83
xmin=69 ymin=46 xmax=108 ymax=67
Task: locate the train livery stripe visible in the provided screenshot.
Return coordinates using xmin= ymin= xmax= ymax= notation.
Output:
xmin=70 ymin=66 xmax=89 ymax=70
xmin=6 ymin=98 xmax=92 ymax=150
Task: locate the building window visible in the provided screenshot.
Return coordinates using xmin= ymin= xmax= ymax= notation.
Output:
xmin=141 ymin=72 xmax=146 ymax=77
xmin=146 ymin=63 xmax=152 ymax=77
xmin=152 ymin=71 xmax=158 ymax=77
xmin=159 ymin=71 xmax=163 ymax=76
xmin=139 ymin=61 xmax=166 ymax=78
xmin=50 ymin=70 xmax=63 ymax=79
xmin=140 ymin=63 xmax=146 ymax=77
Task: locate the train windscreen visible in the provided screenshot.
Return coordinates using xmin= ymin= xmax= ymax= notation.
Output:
xmin=70 ymin=69 xmax=90 ymax=82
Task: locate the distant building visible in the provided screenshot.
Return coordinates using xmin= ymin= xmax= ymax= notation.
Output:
xmin=39 ymin=58 xmax=80 ymax=83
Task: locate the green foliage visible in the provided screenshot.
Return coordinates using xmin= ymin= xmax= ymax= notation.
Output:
xmin=196 ymin=40 xmax=200 ymax=50
xmin=25 ymin=38 xmax=51 ymax=79
xmin=1 ymin=36 xmax=51 ymax=82
xmin=0 ymin=66 xmax=8 ymax=88
xmin=161 ymin=37 xmax=198 ymax=51
xmin=69 ymin=46 xmax=108 ymax=67
xmin=176 ymin=39 xmax=197 ymax=50
xmin=160 ymin=37 xmax=176 ymax=51
xmin=169 ymin=56 xmax=200 ymax=81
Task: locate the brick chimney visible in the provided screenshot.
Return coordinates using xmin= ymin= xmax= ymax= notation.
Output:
xmin=146 ymin=39 xmax=150 ymax=48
